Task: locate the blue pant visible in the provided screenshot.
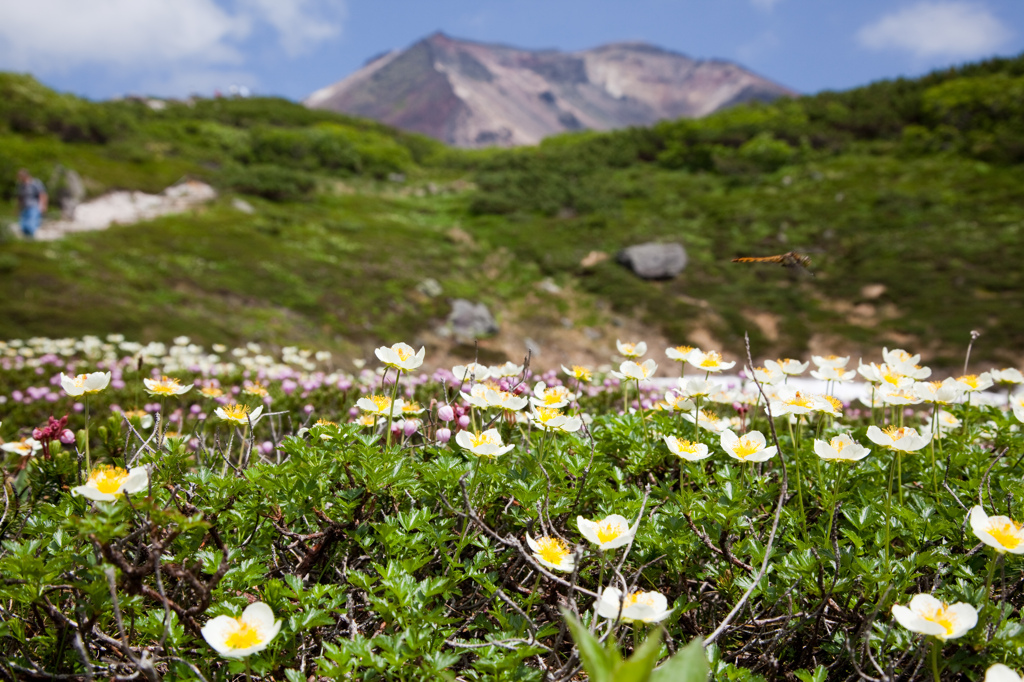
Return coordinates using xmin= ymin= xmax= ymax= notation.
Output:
xmin=19 ymin=205 xmax=40 ymax=238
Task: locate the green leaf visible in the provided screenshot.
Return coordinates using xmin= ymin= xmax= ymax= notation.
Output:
xmin=651 ymin=637 xmax=708 ymax=682
xmin=612 ymin=627 xmax=663 ymax=682
xmin=561 ymin=609 xmax=614 ymax=682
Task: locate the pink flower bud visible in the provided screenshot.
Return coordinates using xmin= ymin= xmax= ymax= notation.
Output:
xmin=457 ymin=415 xmax=470 ymax=429
xmin=403 ymin=420 xmax=418 ymax=437
xmin=437 ymin=405 xmax=455 ymax=422
xmin=436 ymin=428 xmax=451 ymax=443
xmin=32 ymin=428 xmax=43 ymax=439
xmin=60 ymin=429 xmax=75 ymax=444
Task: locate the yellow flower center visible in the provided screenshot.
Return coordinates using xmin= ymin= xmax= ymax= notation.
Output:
xmin=571 ymin=365 xmax=592 ymax=380
xmin=72 ymin=375 xmax=87 ymax=387
xmin=149 ymin=376 xmax=183 ymax=396
xmin=700 ymin=351 xmax=723 ymax=368
xmin=224 ymin=619 xmax=262 ymax=650
xmin=535 ymin=536 xmax=570 ymax=565
xmin=542 ymin=390 xmax=566 ymax=405
xmin=244 ymin=383 xmax=268 ymax=397
xmin=356 ymin=415 xmax=375 ymax=426
xmin=221 ymin=404 xmax=251 ymax=421
xmin=830 ymin=437 xmax=848 ymax=453
xmin=823 ymin=395 xmax=843 ymax=413
xmin=369 ymin=395 xmax=391 ymax=412
xmin=625 ymin=591 xmax=658 ymax=608
xmin=920 ymin=604 xmax=957 ymax=637
xmin=201 ymin=386 xmax=223 ymax=398
xmin=989 ymin=521 xmax=1024 ymax=550
xmin=621 ymin=344 xmax=636 ymax=355
xmin=88 ymin=466 xmax=129 ymax=495
xmin=402 ymin=403 xmax=422 ymax=413
xmin=880 ymin=367 xmax=903 ymax=386
xmin=882 ymin=425 xmax=912 ymax=440
xmin=395 ymin=346 xmax=412 ymax=361
xmin=595 ymin=518 xmax=626 ymax=544
xmin=732 ymin=436 xmax=761 ymax=459
xmin=535 ymin=407 xmax=561 ymax=423
xmin=675 ymin=439 xmax=701 ymax=454
xmin=673 ymin=345 xmax=694 ymax=355
xmin=469 ymin=431 xmax=496 ymax=448
xmin=958 ymin=374 xmax=979 ymax=389
xmin=787 ymin=392 xmax=814 ymax=408
xmin=315 ymin=418 xmax=337 ymax=427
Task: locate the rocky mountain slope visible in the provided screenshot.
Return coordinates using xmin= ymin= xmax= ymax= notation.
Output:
xmin=305 ymin=32 xmax=796 ymax=147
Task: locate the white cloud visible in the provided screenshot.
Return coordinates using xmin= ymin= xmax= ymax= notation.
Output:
xmin=857 ymin=1 xmax=1011 ymax=59
xmin=0 ymin=0 xmax=345 ymax=74
xmin=241 ymin=0 xmax=346 ymax=57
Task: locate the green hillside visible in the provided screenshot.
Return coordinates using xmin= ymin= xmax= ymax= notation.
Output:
xmin=3 ymin=54 xmax=1024 ymax=366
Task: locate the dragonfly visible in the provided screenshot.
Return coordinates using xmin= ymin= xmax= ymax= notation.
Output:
xmin=732 ymin=251 xmax=814 ymax=275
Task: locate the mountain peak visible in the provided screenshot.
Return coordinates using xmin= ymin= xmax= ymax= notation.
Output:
xmin=305 ymin=34 xmax=795 ymax=148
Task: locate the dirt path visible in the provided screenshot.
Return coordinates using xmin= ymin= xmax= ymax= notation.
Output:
xmin=9 ymin=180 xmax=217 ymax=241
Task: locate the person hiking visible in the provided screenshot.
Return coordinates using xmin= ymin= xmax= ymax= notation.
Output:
xmin=16 ymin=169 xmax=48 ymax=239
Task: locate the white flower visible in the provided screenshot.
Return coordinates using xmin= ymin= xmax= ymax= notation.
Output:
xmin=883 ymin=347 xmax=921 ymax=368
xmin=769 ymin=385 xmax=819 ymax=416
xmin=577 ymin=513 xmax=638 ymax=550
xmin=525 ymin=533 xmax=575 ymax=572
xmin=1 ymin=437 xmax=42 ymax=457
xmin=452 ymin=363 xmax=491 ymax=383
xmin=455 ymin=429 xmax=515 ymax=457
xmin=356 ymin=395 xmax=405 ymax=417
xmin=866 ymin=425 xmax=931 ymax=453
xmin=215 ymin=404 xmax=264 ymax=426
xmin=612 ymin=359 xmax=657 ymax=382
xmin=750 ymin=364 xmax=785 ymax=385
xmin=201 ymin=602 xmax=282 ymax=659
xmin=479 ymin=386 xmax=529 ymax=411
xmin=664 ymin=436 xmax=711 ymax=461
xmin=490 ymin=361 xmax=524 ymax=378
xmin=595 ymin=587 xmax=672 ymax=623
xmin=811 ymin=354 xmax=850 ymax=369
xmin=530 ymin=381 xmax=576 ymax=409
xmin=681 ymin=409 xmax=731 ymax=434
xmin=665 ymin=345 xmax=698 ymax=363
xmin=813 ymin=434 xmax=870 ymax=462
xmin=857 ymin=362 xmax=914 ymax=388
xmin=720 ymin=430 xmax=777 ymax=462
xmin=809 ymin=366 xmax=856 ymax=382
xmin=561 ymin=365 xmax=593 ymax=382
xmin=530 ymin=407 xmax=583 ymax=433
xmin=924 ymin=410 xmax=960 ymax=437
xmin=956 ymin=372 xmax=994 ymax=393
xmin=987 ymin=664 xmax=1023 ymax=682
xmin=374 ymin=343 xmax=425 ymax=371
xmin=891 ymin=593 xmax=977 ymax=641
xmin=616 ymin=340 xmax=647 ymax=359
xmin=143 ymin=376 xmax=191 ymax=396
xmin=880 ymin=385 xmax=923 ymax=406
xmin=60 ymin=371 xmax=111 ymax=396
xmin=678 ymin=378 xmax=714 ymax=399
xmin=991 ymin=369 xmax=1024 ymax=386
xmin=662 ymin=391 xmax=695 ymax=413
xmin=72 ymin=465 xmax=148 ymax=502
xmin=687 ymin=350 xmax=735 ymax=373
xmin=970 ymin=505 xmax=1024 ymax=554
xmin=913 ymin=378 xmax=963 ymax=405
xmin=772 ymin=358 xmax=809 ymax=376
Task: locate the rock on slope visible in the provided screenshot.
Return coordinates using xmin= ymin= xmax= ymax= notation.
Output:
xmin=305 ymin=32 xmax=796 ymax=148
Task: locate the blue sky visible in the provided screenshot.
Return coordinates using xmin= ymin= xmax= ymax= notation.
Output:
xmin=1 ymin=0 xmax=1023 ymax=101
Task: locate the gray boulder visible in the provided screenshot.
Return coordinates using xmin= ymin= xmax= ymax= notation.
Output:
xmin=447 ymin=299 xmax=499 ymax=341
xmin=616 ymin=242 xmax=687 ymax=279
